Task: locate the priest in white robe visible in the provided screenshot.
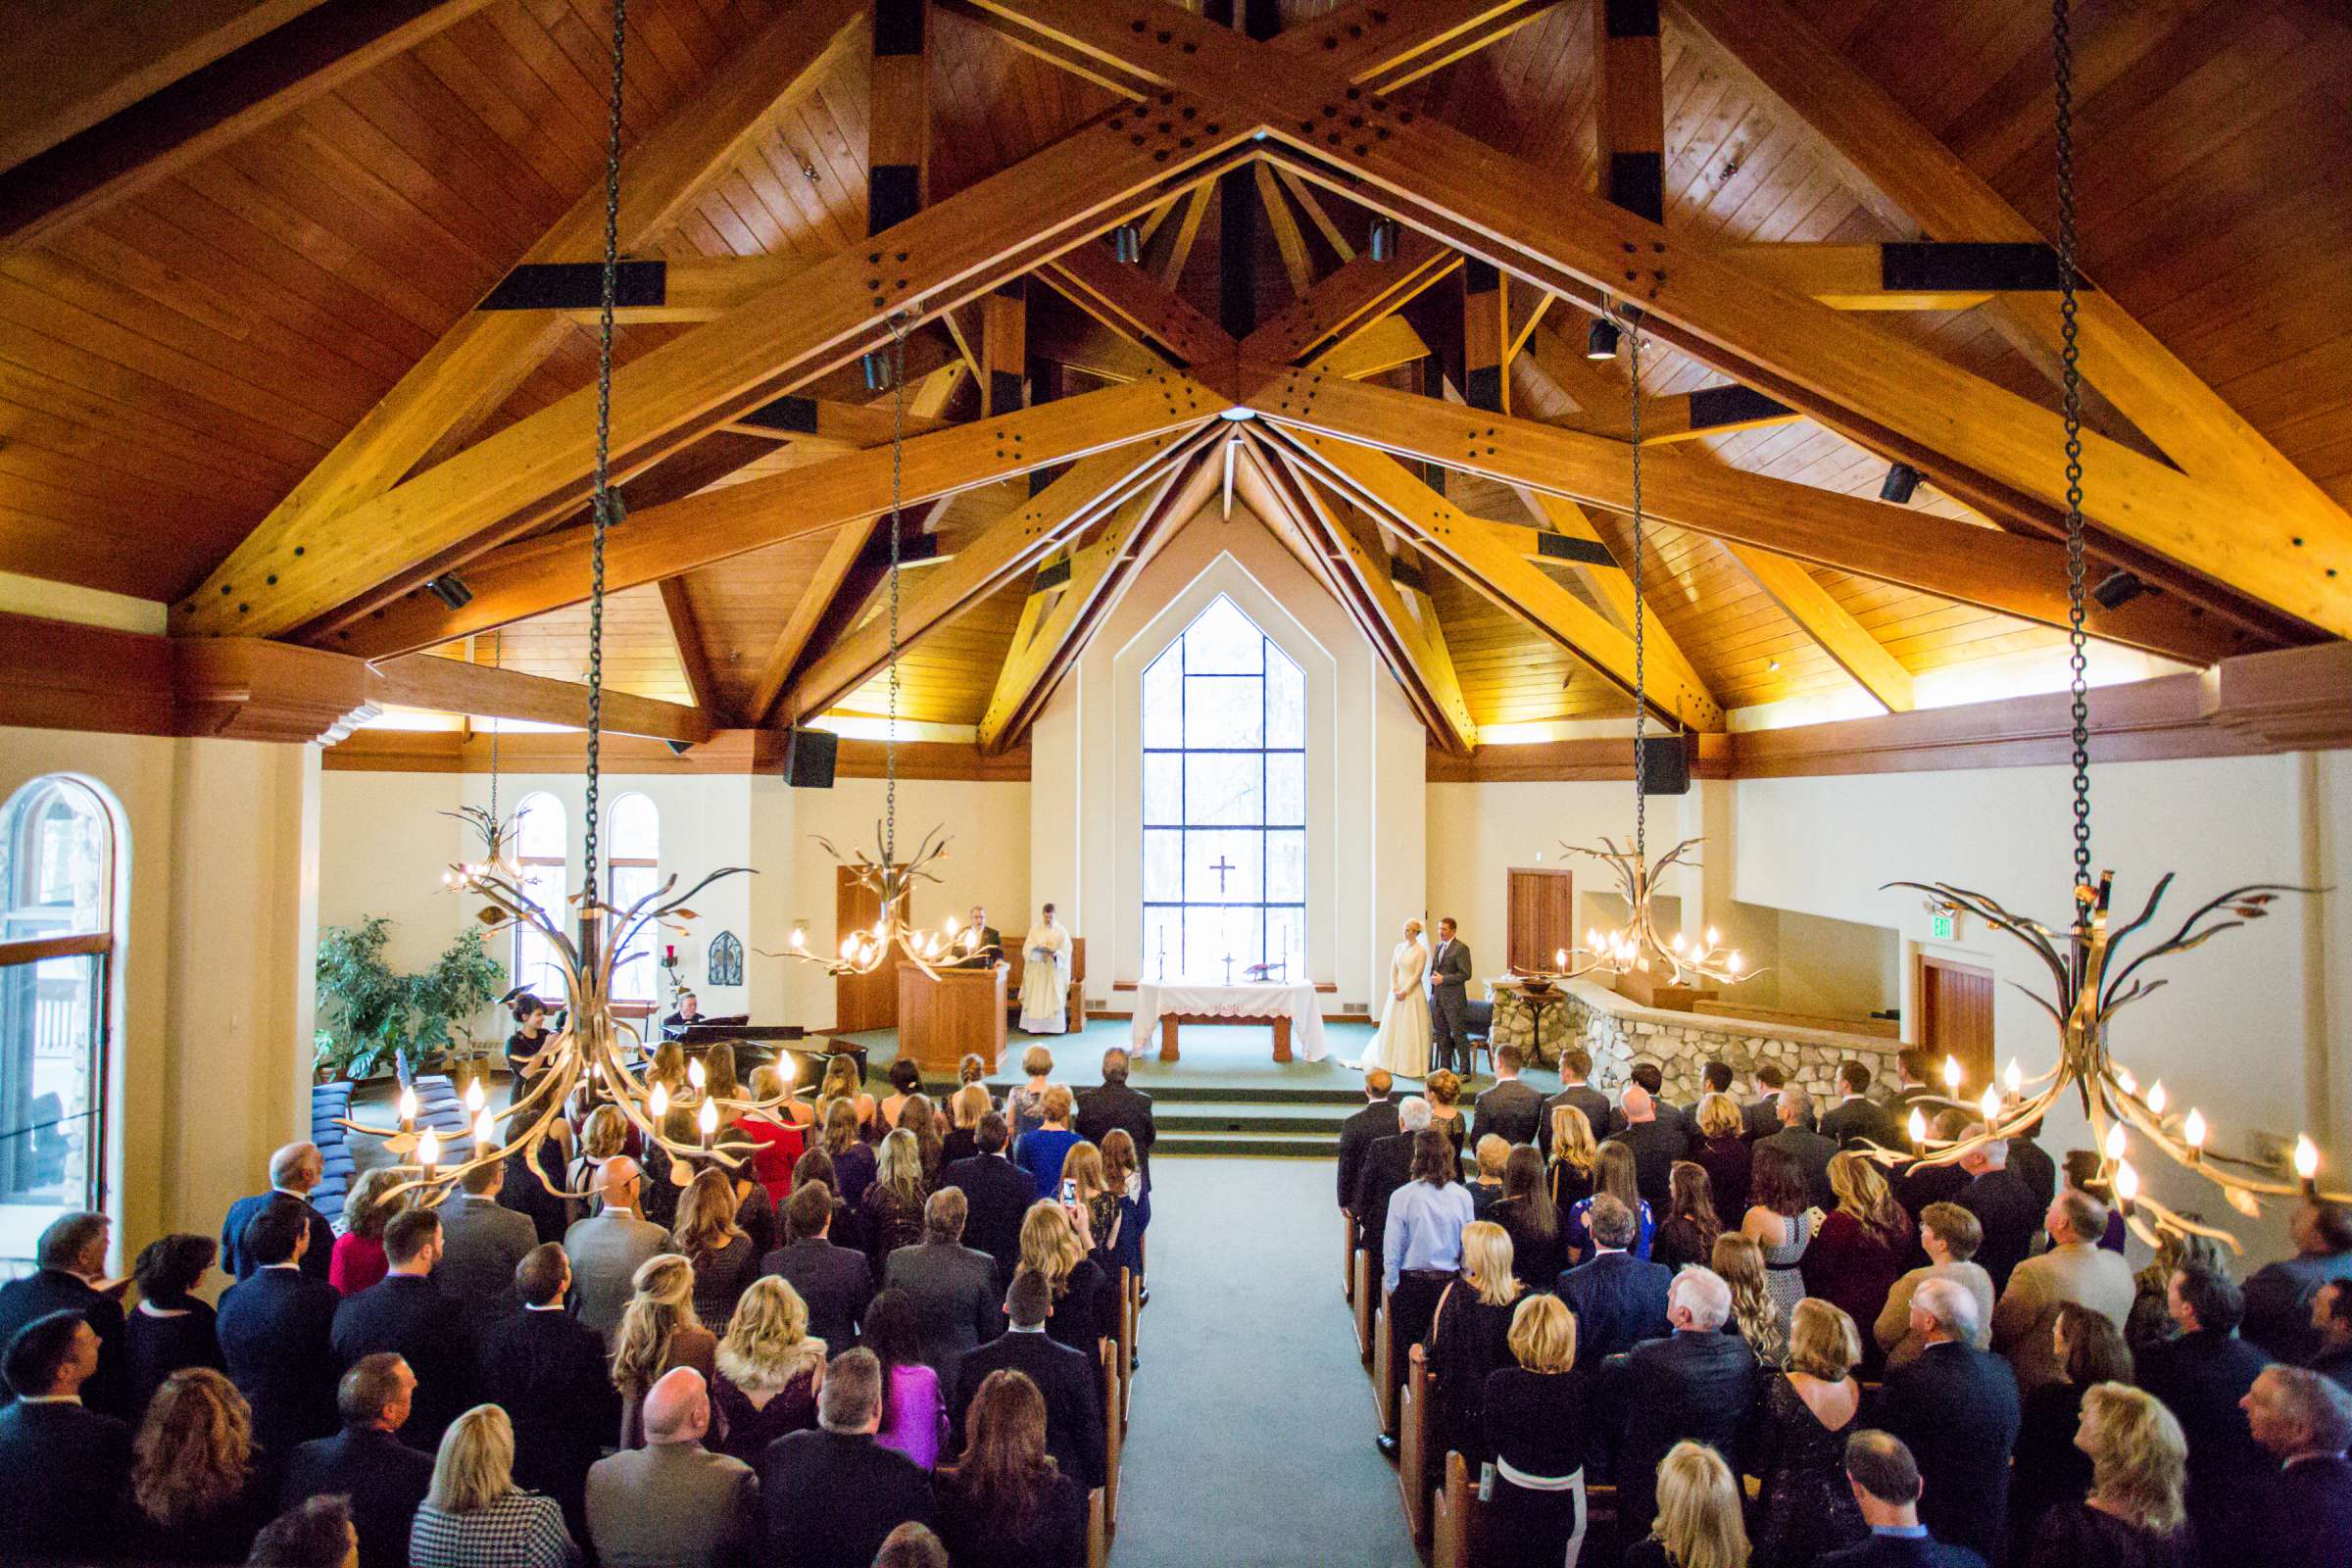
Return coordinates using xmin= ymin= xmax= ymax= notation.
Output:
xmin=1018 ymin=903 xmax=1073 ymax=1034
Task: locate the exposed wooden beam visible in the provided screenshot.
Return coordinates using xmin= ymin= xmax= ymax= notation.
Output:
xmin=1043 ymin=236 xmax=1237 ymax=369
xmin=1726 ymin=242 xmax=2021 ymax=311
xmin=1255 ymin=161 xmax=1314 ymax=298
xmin=1274 ymin=164 xmax=1353 ymax=262
xmin=177 ymin=0 xmax=869 ymax=638
xmin=786 ymin=428 xmax=1219 ymax=720
xmin=373 ymin=655 xmax=711 ymax=746
xmin=721 ymin=395 xmax=952 ymax=450
xmin=1461 ymin=261 xmax=1507 ymax=413
xmin=1520 ymin=318 xmax=1798 ymax=444
xmin=331 ymin=378 xmax=1217 ymax=659
xmin=1592 ymin=0 xmax=1664 ymax=223
xmin=982 ymin=278 xmax=1029 ymax=416
xmin=1504 ymin=491 xmax=1723 ymax=709
xmin=0 ymin=1 xmax=491 ymax=253
xmin=1237 ymin=225 xmax=1456 ymax=367
xmin=1668 ymin=0 xmax=2352 ymax=585
xmin=1726 ymin=546 xmax=1915 ymax=713
xmin=1157 ymin=183 xmax=1213 ymax=291
xmin=182 ymin=103 xmax=1255 ymax=640
xmin=869 ymin=0 xmax=931 ymax=234
xmin=657 ymin=578 xmax=725 ymax=721
xmin=1308 ymin=314 xmax=1429 ymax=381
xmin=1247 ymin=373 xmax=2242 ymax=666
xmin=748 ymin=521 xmax=881 ymax=727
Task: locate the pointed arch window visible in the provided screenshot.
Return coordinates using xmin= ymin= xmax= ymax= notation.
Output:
xmin=1140 ymin=596 xmax=1307 ymax=983
xmin=512 ymin=793 xmax=567 ymax=1004
xmin=605 ymin=793 xmax=660 ymax=1008
xmin=0 ymin=776 xmax=117 ymax=1253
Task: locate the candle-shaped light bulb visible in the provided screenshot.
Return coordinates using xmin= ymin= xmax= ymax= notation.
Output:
xmin=649 ymin=1082 xmax=669 ymax=1122
xmin=688 ymin=1057 xmax=707 ymax=1091
xmin=398 ymin=1087 xmax=418 ymax=1129
xmin=2146 ymin=1080 xmax=2168 ymax=1116
xmin=944 ymin=915 xmax=961 ymax=938
xmin=2182 ymin=1107 xmax=2207 ymax=1151
xmin=1908 ymin=1107 xmax=1929 ymax=1146
xmin=1705 ymin=927 xmax=1720 ymax=949
xmin=2294 ymin=1135 xmax=2320 ymax=1182
xmin=789 ymin=926 xmax=807 ymax=950
xmin=2004 ymin=1059 xmax=2024 ymax=1096
xmin=1671 ymin=932 xmax=1687 ymax=953
xmin=1943 ymin=1056 xmax=1963 ymax=1094
xmin=2112 ymin=1158 xmax=2139 ymax=1204
xmin=1980 ymin=1086 xmax=2002 ymax=1123
xmin=2116 ymin=1067 xmax=2137 ymax=1097
xmin=1727 ymin=952 xmax=1743 ymax=974
xmin=1553 ymin=948 xmax=1568 ymax=969
xmin=472 ymin=1107 xmax=497 ymax=1150
xmin=465 ymin=1078 xmax=486 ymax=1114
xmin=840 ymin=935 xmax=858 ymax=960
xmin=1586 ymin=929 xmax=1599 ymax=949
xmin=416 ymin=1126 xmax=441 ymax=1170
xmin=872 ymin=917 xmax=889 ymax=940
xmin=699 ymin=1099 xmax=718 ymax=1147
xmin=2104 ymin=1121 xmax=2128 ymax=1161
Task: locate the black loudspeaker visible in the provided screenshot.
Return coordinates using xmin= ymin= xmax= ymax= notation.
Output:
xmin=1640 ymin=734 xmax=1691 ymax=796
xmin=782 ymin=727 xmax=837 ymax=788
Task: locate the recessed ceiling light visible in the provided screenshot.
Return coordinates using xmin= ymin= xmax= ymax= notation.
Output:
xmin=1767 ymin=660 xmax=1782 ymax=671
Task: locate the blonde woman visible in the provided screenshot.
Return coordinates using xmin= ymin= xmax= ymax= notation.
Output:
xmin=645 ymin=1039 xmax=689 ymax=1102
xmin=1020 ymin=1199 xmax=1108 ymax=1354
xmin=611 ymin=1253 xmax=714 ymax=1449
xmin=710 ymin=1276 xmax=826 ymax=1464
xmin=1749 ymin=1298 xmax=1869 ymax=1565
xmin=2027 ymin=1382 xmax=2194 ymax=1566
xmin=1428 ymin=1220 xmax=1525 ymax=1466
xmin=1547 ymin=1102 xmax=1600 ymax=1213
xmin=1470 ymin=1133 xmax=1511 ymax=1213
xmin=1626 ymin=1440 xmax=1749 ymax=1568
xmin=331 ymin=1164 xmax=413 ymax=1295
xmin=1480 ymin=1294 xmax=1591 ymax=1568
xmin=943 ymin=1082 xmax=991 ymax=1165
xmin=409 ymin=1403 xmax=577 ymax=1568
xmin=861 ymin=1127 xmax=931 ymax=1274
xmin=818 ymin=1095 xmax=878 ymax=1211
xmin=1801 ymin=1152 xmax=1913 ymax=1374
xmin=1711 ymin=1232 xmax=1789 ymax=1370
xmin=672 ymin=1166 xmax=759 ymax=1330
xmin=1355 ymin=916 xmax=1432 ymax=1078
xmin=1004 ymin=1045 xmax=1055 ymax=1141
xmin=122 ymin=1367 xmax=270 ymax=1562
xmin=816 ymin=1054 xmax=878 ymax=1132
xmin=1690 ymin=1091 xmax=1752 ymax=1218
xmin=565 ymin=1103 xmax=631 ymax=1219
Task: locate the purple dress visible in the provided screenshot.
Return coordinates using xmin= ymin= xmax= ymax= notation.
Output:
xmin=876 ymin=1361 xmax=945 ymax=1471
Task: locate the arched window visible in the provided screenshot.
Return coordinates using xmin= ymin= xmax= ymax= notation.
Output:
xmin=0 ymin=776 xmax=117 ymax=1253
xmin=1140 ymin=595 xmax=1307 ymax=983
xmin=511 ymin=793 xmax=567 ymax=1004
xmin=605 ymin=793 xmax=660 ymax=1008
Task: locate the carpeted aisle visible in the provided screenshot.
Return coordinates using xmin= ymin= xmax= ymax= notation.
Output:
xmin=1112 ymin=1155 xmax=1419 ymax=1568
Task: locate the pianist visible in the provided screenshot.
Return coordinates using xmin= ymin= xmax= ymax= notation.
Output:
xmin=660 ymin=990 xmax=703 ymax=1037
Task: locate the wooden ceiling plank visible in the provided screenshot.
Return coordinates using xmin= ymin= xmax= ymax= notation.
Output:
xmin=175 ymin=0 xmax=869 ymax=637
xmin=373 ymin=652 xmax=711 ymax=745
xmin=1726 ymin=545 xmax=1915 ymax=712
xmin=1668 ymin=0 xmax=2352 ymax=579
xmin=183 ymin=96 xmax=1253 ymax=640
xmin=1507 ymin=488 xmax=1723 ymax=710
xmin=1254 ymin=161 xmax=1314 ymax=299
xmin=747 ymin=516 xmax=880 ymax=725
xmin=1248 ymin=371 xmax=2242 ymax=666
xmin=657 ymin=575 xmax=725 ymax=721
xmin=0 ymin=2 xmax=497 ymax=253
xmin=786 ymin=425 xmax=1218 ymax=720
xmin=1043 ymin=233 xmax=1237 ymax=369
xmin=332 ymin=377 xmax=1215 ymax=659
xmin=868 ymin=0 xmax=932 ymax=235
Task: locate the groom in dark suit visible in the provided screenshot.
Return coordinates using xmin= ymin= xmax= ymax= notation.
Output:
xmin=1427 ymin=917 xmax=1473 ymax=1076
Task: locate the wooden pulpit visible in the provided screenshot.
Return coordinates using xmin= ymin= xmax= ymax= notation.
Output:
xmin=896 ymin=961 xmax=1007 ymax=1073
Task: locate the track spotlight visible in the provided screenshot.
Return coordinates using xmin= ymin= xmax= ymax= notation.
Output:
xmin=1586 ymin=317 xmax=1622 ymax=361
xmin=2092 ymin=568 xmax=2150 ymax=611
xmin=425 ymin=574 xmax=473 ymax=611
xmin=860 ymin=350 xmax=893 ymax=392
xmin=1879 ymin=462 xmax=1923 ymax=505
xmin=1368 ymin=216 xmax=1399 ymax=262
xmin=1110 ymin=222 xmax=1142 ymax=265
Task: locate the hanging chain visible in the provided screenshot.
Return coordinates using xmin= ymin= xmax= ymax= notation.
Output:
xmin=884 ymin=314 xmax=907 ymax=867
xmin=1627 ymin=316 xmax=1648 ymax=865
xmin=2053 ymin=0 xmax=2090 ymax=892
xmin=582 ymin=0 xmax=628 ymax=919
xmin=487 ymin=631 xmax=502 ymax=845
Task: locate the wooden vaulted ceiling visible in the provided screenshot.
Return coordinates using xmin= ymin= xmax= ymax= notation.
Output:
xmin=0 ymin=0 xmax=2346 ymax=756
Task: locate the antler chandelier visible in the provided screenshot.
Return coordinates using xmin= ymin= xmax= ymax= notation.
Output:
xmin=1860 ymin=0 xmax=2333 ymax=1251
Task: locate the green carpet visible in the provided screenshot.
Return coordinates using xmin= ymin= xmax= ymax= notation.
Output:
xmin=1112 ymin=1155 xmax=1419 ymax=1568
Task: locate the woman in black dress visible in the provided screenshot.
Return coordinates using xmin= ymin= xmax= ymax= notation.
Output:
xmin=1481 ymin=1293 xmax=1591 ymax=1568
xmin=2011 ymin=1302 xmax=2133 ymax=1559
xmin=1490 ymin=1145 xmax=1563 ymax=1291
xmin=504 ymin=994 xmax=555 ymax=1081
xmin=123 ymin=1233 xmax=224 ymax=1419
xmin=938 ymin=1368 xmax=1088 ymax=1568
xmin=1624 ymin=1441 xmax=1751 ymax=1568
xmin=1653 ymin=1160 xmax=1725 ymax=1271
xmin=860 ymin=1128 xmax=931 ymax=1281
xmin=1427 ymin=1221 xmax=1525 ymax=1467
xmin=1546 ymin=1103 xmax=1600 ymax=1215
xmin=710 ymin=1277 xmax=825 ymax=1464
xmin=1748 ymin=1298 xmax=1870 ymax=1567
xmin=120 ymin=1369 xmax=274 ymax=1563
xmin=2026 ymin=1383 xmax=2199 ymax=1568
xmin=1690 ymin=1092 xmax=1752 ymax=1221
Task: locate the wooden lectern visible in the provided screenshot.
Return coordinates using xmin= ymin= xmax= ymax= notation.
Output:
xmin=896 ymin=961 xmax=1007 ymax=1073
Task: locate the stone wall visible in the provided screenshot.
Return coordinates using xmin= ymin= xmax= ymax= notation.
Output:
xmin=1505 ymin=980 xmax=1904 ymax=1104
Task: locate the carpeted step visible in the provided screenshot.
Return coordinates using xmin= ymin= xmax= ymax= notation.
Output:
xmin=1156 ymin=1128 xmax=1338 ymax=1158
xmin=1154 ymin=1099 xmax=1358 ymax=1137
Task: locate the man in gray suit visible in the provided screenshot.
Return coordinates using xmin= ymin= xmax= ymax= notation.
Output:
xmin=564 ymin=1158 xmax=666 ymax=1344
xmin=434 ymin=1161 xmax=537 ymax=1325
xmin=586 ymin=1367 xmax=758 ymax=1568
xmin=1427 ymin=916 xmax=1474 ymax=1076
xmin=881 ymin=1189 xmax=1001 ymax=1394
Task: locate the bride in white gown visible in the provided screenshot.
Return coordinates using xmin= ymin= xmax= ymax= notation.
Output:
xmin=1355 ymin=918 xmax=1433 ymax=1078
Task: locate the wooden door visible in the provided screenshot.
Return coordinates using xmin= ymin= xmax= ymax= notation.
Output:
xmin=1505 ymin=867 xmax=1575 ymax=973
xmin=834 ymin=866 xmax=906 ymax=1034
xmin=1916 ymin=954 xmax=1994 ymax=1086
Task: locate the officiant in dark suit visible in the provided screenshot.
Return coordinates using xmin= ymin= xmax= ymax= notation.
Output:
xmin=1428 ymin=917 xmax=1474 ymax=1076
xmin=956 ymin=905 xmax=1004 ymax=968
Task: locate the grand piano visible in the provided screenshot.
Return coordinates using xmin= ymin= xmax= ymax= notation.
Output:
xmin=664 ymin=1021 xmax=866 ymax=1088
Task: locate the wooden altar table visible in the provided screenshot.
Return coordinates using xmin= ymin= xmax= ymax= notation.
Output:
xmin=1128 ymin=982 xmax=1327 ymax=1063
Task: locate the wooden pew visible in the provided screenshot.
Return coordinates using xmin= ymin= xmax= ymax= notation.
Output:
xmin=1087 ymin=1486 xmax=1107 ymax=1568
xmin=1352 ymin=1248 xmax=1374 ymax=1363
xmin=1117 ymin=1266 xmax=1137 ymax=1435
xmin=1431 ymin=1450 xmax=1484 ymax=1568
xmin=1101 ymin=1338 xmax=1123 ymax=1532
xmin=1342 ymin=1209 xmax=1356 ymax=1300
xmin=1373 ymin=1288 xmax=1398 ymax=1431
xmin=1397 ymin=1343 xmax=1435 ymax=1549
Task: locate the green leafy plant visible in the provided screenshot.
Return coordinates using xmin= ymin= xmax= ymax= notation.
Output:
xmin=314 ymin=916 xmax=507 ymax=1081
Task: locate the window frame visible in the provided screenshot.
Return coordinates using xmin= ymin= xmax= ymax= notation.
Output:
xmin=602 ymin=793 xmax=660 ymax=1017
xmin=510 ymin=792 xmax=569 ymax=1007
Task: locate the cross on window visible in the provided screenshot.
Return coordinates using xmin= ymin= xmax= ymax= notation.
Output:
xmin=1206 ymin=855 xmax=1237 ymax=893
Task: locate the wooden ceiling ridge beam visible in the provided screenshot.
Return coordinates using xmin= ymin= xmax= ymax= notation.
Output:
xmin=1244 ymin=372 xmax=2240 ymax=666
xmin=785 ymin=423 xmax=1224 ymax=721
xmin=0 ymin=0 xmax=498 ymax=254
xmin=1237 ymin=225 xmax=1457 ymax=367
xmin=174 ymin=0 xmax=872 ymax=640
xmin=1665 ymin=0 xmax=2352 ymax=570
xmin=181 ymin=87 xmax=1256 ymax=642
xmin=373 ymin=653 xmax=711 ymax=747
xmin=333 ymin=377 xmax=1218 ymax=661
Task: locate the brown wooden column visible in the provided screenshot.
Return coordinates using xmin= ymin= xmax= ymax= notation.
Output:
xmin=1462 ymin=258 xmax=1508 ymax=412
xmin=867 ymin=0 xmax=930 ymax=234
xmin=1592 ymin=0 xmax=1664 ymax=222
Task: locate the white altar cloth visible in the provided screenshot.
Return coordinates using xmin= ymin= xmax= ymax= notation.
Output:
xmin=1128 ymin=982 xmax=1328 ymax=1061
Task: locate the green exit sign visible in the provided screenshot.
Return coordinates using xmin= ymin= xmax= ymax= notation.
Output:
xmin=1930 ymin=909 xmax=1956 ymax=942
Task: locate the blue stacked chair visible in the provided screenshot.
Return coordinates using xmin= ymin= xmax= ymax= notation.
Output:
xmin=310 ymin=1079 xmax=355 ymax=1214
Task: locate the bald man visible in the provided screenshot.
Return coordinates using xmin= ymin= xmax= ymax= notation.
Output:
xmin=564 ymin=1157 xmax=667 ymax=1343
xmin=221 ymin=1142 xmax=334 ymax=1282
xmin=587 ymin=1368 xmax=758 ymax=1568
xmin=1607 ymin=1083 xmax=1690 ymax=1211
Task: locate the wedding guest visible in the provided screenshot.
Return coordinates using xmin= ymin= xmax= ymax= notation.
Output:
xmin=1492 ymin=1144 xmax=1565 ymax=1290
xmin=1004 ymin=1048 xmax=1055 ymax=1143
xmin=1020 ymin=1200 xmax=1108 ymax=1358
xmin=738 ymin=1064 xmax=808 ymax=1204
xmin=1547 ymin=1103 xmax=1602 ymax=1213
xmin=1481 ymin=1294 xmax=1592 ymax=1568
xmin=2022 ymin=1384 xmax=2194 ymax=1568
xmin=1806 ymin=1153 xmax=1914 ymax=1375
xmin=710 ymin=1276 xmax=825 ymax=1464
xmin=1714 ymin=1232 xmax=1789 ymax=1369
xmin=124 ymin=1232 xmax=225 ymax=1416
xmin=866 ymin=1290 xmax=947 ymax=1472
xmin=584 ymin=1367 xmax=759 ymax=1568
xmin=477 ymin=1248 xmax=612 ymax=1548
xmin=1690 ymin=1092 xmax=1753 ymax=1222
xmin=329 ymin=1167 xmax=409 ymax=1298
xmin=2009 ymin=1302 xmax=2132 ymax=1557
xmin=277 ymin=1354 xmax=433 ymax=1568
xmin=119 ymin=1367 xmax=273 ymax=1563
xmin=1427 ymin=1221 xmax=1524 ymax=1464
xmin=673 ymin=1166 xmax=760 ymax=1331
xmin=1750 ymin=1299 xmax=1872 ymax=1567
xmin=1623 ymin=1440 xmax=1751 ymax=1568
xmin=942 ymin=1084 xmax=991 ymax=1168
xmin=2128 ymin=1226 xmax=2229 ymax=1355
xmin=1566 ymin=1140 xmax=1656 ymax=1262
xmin=1742 ymin=1142 xmax=1816 ymax=1327
xmin=936 ymin=1369 xmax=1086 ymax=1568
xmin=407 ymin=1404 xmax=577 ymax=1568
xmin=2240 ymin=1366 xmax=2352 ymax=1568
xmin=220 ymin=1145 xmax=334 ymax=1284
xmin=1653 ymin=1160 xmax=1725 ymax=1272
xmin=2243 ymin=1200 xmax=2352 ymax=1365
xmin=1877 ymin=1202 xmax=1997 ymax=1371
xmin=612 ymin=1254 xmax=714 ymax=1450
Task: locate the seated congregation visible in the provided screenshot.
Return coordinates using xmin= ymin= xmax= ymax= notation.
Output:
xmin=0 ymin=1041 xmax=1156 ymax=1568
xmin=1339 ymin=1045 xmax=2352 ymax=1568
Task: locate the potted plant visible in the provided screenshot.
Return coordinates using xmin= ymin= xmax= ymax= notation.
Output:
xmin=315 ymin=916 xmax=508 ymax=1082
